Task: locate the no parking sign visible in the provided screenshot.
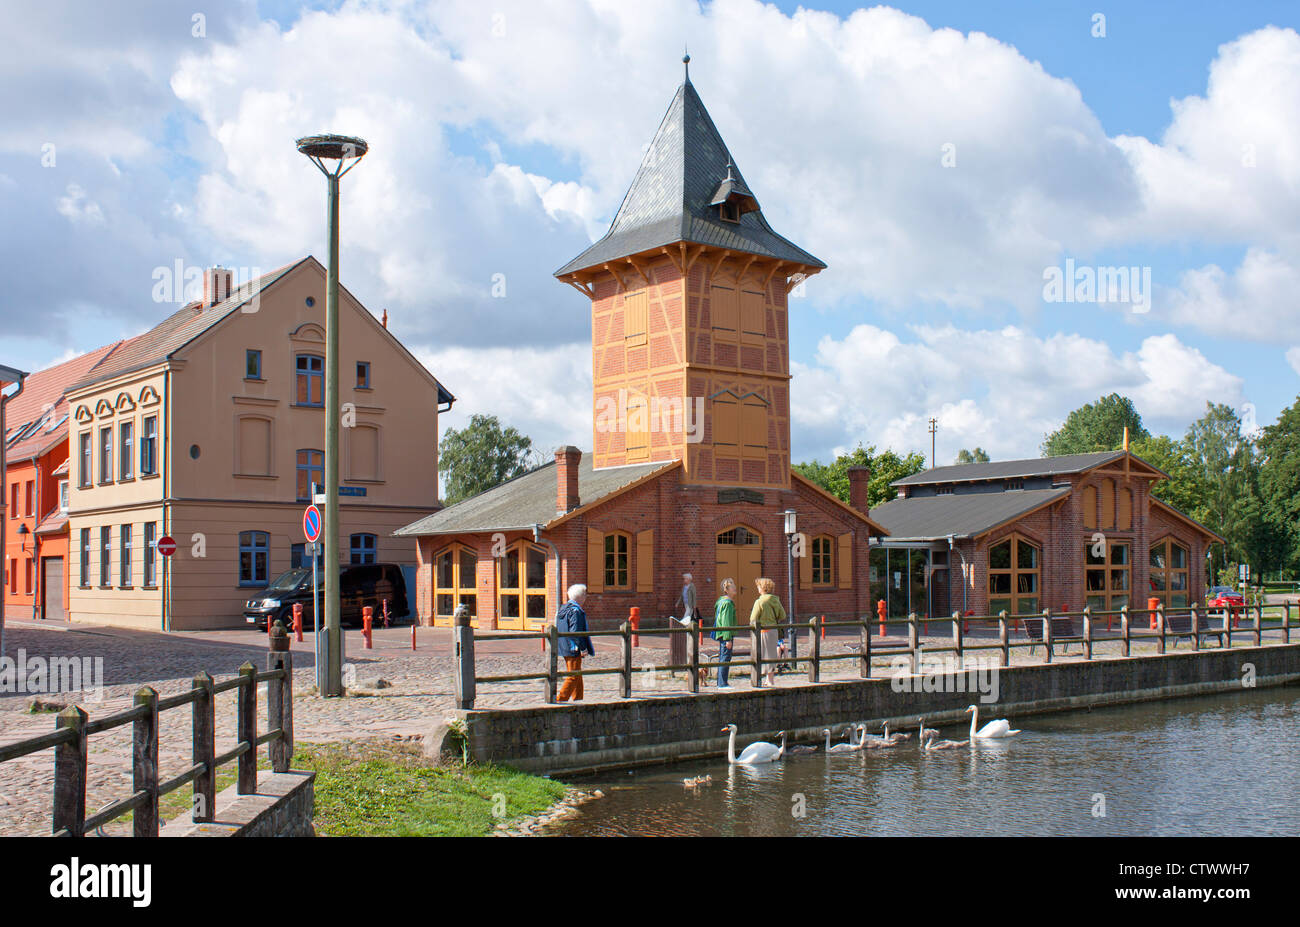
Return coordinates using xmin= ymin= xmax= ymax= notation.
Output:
xmin=303 ymin=505 xmax=322 ymax=543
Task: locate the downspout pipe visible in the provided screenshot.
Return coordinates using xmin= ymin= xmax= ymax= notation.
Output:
xmin=1 ymin=365 xmax=30 ymax=659
xmin=947 ymin=534 xmax=968 ymax=616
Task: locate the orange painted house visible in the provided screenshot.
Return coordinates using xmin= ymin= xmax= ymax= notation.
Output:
xmin=3 ymin=343 xmax=122 ymax=622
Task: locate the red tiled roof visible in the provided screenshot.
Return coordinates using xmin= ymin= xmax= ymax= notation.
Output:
xmin=3 ymin=341 xmax=124 ymax=462
xmin=69 ymin=258 xmax=311 ymax=391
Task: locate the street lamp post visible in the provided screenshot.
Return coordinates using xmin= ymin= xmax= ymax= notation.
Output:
xmin=296 ymin=134 xmax=367 ymax=698
xmin=784 ymin=509 xmax=797 ymax=665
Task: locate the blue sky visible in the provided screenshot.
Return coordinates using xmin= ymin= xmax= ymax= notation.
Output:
xmin=4 ymin=0 xmax=1298 ymax=463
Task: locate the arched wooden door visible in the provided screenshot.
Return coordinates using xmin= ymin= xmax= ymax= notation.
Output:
xmin=715 ymin=526 xmax=763 ymax=623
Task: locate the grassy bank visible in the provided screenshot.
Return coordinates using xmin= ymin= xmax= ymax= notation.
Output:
xmin=153 ymin=740 xmax=566 ymax=837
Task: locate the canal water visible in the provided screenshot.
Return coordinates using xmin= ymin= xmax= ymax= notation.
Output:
xmin=542 ymin=687 xmax=1300 ymax=836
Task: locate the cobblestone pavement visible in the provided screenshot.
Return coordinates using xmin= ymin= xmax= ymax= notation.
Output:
xmin=0 ymin=614 xmax=1286 ymax=836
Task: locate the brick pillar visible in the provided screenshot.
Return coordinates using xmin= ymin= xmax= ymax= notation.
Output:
xmin=847 ymin=466 xmax=872 ymax=514
xmin=203 ymin=266 xmax=233 ymax=306
xmin=556 ymin=446 xmax=581 ymax=515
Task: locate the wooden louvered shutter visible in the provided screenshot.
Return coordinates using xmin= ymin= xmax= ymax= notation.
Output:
xmin=799 ymin=534 xmax=812 ymax=589
xmin=1118 ymin=487 xmax=1133 ymax=530
xmin=586 ymin=527 xmax=604 ymax=593
xmin=636 ymin=529 xmax=654 ymax=593
xmin=838 ymin=533 xmax=853 ymax=589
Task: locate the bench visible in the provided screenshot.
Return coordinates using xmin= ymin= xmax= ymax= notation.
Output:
xmin=1022 ymin=613 xmax=1076 ymax=654
xmin=1164 ymin=609 xmax=1224 ymax=648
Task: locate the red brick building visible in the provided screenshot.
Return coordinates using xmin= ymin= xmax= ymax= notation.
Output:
xmin=867 ymin=449 xmax=1223 ymax=621
xmin=3 ymin=343 xmax=123 ymax=622
xmin=397 ymin=69 xmax=887 ymax=629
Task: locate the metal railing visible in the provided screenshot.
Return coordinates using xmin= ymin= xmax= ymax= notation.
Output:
xmin=452 ymin=601 xmax=1297 ymax=709
xmin=0 ymin=622 xmax=295 ymax=837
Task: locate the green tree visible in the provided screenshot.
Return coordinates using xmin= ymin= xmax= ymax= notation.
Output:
xmin=1041 ymin=393 xmax=1149 ymax=456
xmin=795 ymin=444 xmax=927 ymax=509
xmin=1184 ymin=402 xmax=1267 ymax=575
xmin=1255 ymin=396 xmax=1300 ymax=571
xmin=955 ymin=447 xmax=990 ymax=464
xmin=438 ymin=414 xmax=538 ymax=505
xmin=1129 ymin=434 xmax=1207 ymax=518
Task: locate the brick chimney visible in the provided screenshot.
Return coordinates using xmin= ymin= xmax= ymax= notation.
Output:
xmin=847 ymin=466 xmax=872 ymax=514
xmin=203 ymin=266 xmax=233 ymax=307
xmin=556 ymin=446 xmax=581 ymax=514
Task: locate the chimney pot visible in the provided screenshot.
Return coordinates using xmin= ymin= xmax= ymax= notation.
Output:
xmin=556 ymin=446 xmax=581 ymax=515
xmin=203 ymin=266 xmax=234 ymax=308
xmin=847 ymin=465 xmax=872 ymax=514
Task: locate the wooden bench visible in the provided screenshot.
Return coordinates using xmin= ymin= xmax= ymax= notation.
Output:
xmin=1164 ymin=609 xmax=1224 ymax=648
xmin=1022 ymin=613 xmax=1077 ymax=654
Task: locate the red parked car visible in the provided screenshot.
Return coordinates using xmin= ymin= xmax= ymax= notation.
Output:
xmin=1207 ymin=586 xmax=1245 ymax=609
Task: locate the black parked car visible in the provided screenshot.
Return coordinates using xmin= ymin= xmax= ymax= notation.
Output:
xmin=243 ymin=563 xmax=410 ymax=631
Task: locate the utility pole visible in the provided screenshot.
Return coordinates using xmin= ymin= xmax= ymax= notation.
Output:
xmin=928 ymin=417 xmax=938 ymax=469
xmin=297 ymin=134 xmax=368 ymax=697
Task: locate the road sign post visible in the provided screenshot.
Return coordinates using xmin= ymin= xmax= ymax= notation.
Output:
xmin=303 ymin=503 xmax=324 ymax=692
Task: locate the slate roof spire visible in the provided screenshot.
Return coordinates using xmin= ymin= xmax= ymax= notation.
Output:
xmin=555 ymin=66 xmax=824 ymax=277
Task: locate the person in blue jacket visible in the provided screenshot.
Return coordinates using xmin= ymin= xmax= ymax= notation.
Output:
xmin=556 ymin=584 xmax=594 ymax=701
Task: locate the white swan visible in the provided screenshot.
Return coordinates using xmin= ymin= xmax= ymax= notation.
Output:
xmin=723 ymin=724 xmax=783 ymax=764
xmin=918 ymin=717 xmax=939 ymax=741
xmin=863 ymin=723 xmax=904 ymax=749
xmin=826 ymin=726 xmax=858 ymax=754
xmin=966 ymin=704 xmax=1021 ymax=739
xmin=882 ymin=721 xmax=912 ymax=742
xmin=922 ymin=731 xmax=970 ymax=751
xmin=780 ymin=730 xmax=818 ymax=755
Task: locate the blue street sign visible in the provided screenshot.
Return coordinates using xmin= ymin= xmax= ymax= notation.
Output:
xmin=339 ymin=486 xmax=367 ymax=497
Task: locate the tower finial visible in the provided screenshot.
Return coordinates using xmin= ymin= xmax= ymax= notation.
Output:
xmin=683 ymin=46 xmax=690 ymax=82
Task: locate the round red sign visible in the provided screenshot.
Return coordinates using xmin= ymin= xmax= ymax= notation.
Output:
xmin=157 ymin=535 xmax=177 ymax=557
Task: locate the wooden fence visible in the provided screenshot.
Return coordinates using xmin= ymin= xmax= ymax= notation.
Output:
xmin=0 ymin=622 xmax=295 ymax=837
xmin=453 ymin=601 xmax=1297 ymax=709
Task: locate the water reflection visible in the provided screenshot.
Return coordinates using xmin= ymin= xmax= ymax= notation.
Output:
xmin=544 ymin=688 xmax=1300 ymax=837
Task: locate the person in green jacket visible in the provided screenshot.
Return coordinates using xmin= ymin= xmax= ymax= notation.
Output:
xmin=713 ymin=578 xmax=738 ymax=689
xmin=749 ymin=577 xmax=787 ymax=686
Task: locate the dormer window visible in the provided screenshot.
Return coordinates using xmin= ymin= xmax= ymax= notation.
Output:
xmin=719 ymin=200 xmax=740 ymax=223
xmin=710 ymin=160 xmax=758 ymax=225
xmin=1006 ymin=479 xmax=1024 ymax=490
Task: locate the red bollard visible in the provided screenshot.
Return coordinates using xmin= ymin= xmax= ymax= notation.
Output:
xmin=877 ymin=599 xmax=887 ymax=637
xmin=291 ymin=602 xmax=304 ymax=642
xmin=411 ymin=620 xmax=417 ymax=651
xmin=362 ymin=606 xmax=374 ymax=649
xmin=630 ymin=606 xmax=641 ymax=647
xmin=382 ymin=597 xmax=391 ymax=629
xmin=1147 ymin=596 xmax=1160 ymax=631
xmin=820 ymin=614 xmax=826 ymax=642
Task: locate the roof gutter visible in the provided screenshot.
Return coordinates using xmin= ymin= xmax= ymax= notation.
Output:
xmin=1 ymin=364 xmax=30 ymax=659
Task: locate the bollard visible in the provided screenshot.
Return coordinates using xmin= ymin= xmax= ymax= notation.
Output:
xmin=362 ymin=606 xmax=374 ymax=650
xmin=292 ymin=602 xmax=304 ymax=642
xmin=1147 ymin=596 xmax=1160 ymax=631
xmin=453 ymin=607 xmax=476 ymax=710
xmin=629 ymin=606 xmax=641 ymax=647
xmin=382 ymin=597 xmax=391 ymax=629
xmin=411 ymin=619 xmax=418 ymax=650
xmin=877 ymin=599 xmax=886 ymax=637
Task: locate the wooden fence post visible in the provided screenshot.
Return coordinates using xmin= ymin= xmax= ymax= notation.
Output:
xmin=237 ymin=662 xmax=257 ymax=795
xmin=687 ymin=618 xmax=700 ymax=693
xmin=999 ymin=611 xmax=1009 ymax=667
xmin=1042 ymin=608 xmax=1053 ymax=664
xmin=133 ymin=686 xmax=159 ymax=838
xmin=1286 ymin=602 xmax=1292 ymax=645
xmin=859 ymin=616 xmax=871 ymax=678
xmin=1255 ymin=602 xmax=1263 ymax=647
xmin=192 ymin=671 xmax=215 ymax=822
xmin=1156 ymin=604 xmax=1166 ymax=655
xmin=268 ymin=621 xmax=292 ymax=773
xmin=750 ymin=623 xmax=762 ymax=688
xmin=53 ymin=706 xmax=87 ymax=837
xmin=1224 ymin=604 xmax=1232 ymax=650
xmin=1121 ymin=605 xmax=1131 ymax=657
xmin=1191 ymin=604 xmax=1200 ymax=652
xmin=1083 ymin=606 xmax=1093 ymax=661
xmin=951 ymin=611 xmax=963 ymax=667
xmin=908 ymin=612 xmax=919 ymax=674
xmin=808 ymin=616 xmax=821 ymax=683
xmin=546 ymin=624 xmax=559 ymax=704
xmin=620 ymin=621 xmax=632 ymax=699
